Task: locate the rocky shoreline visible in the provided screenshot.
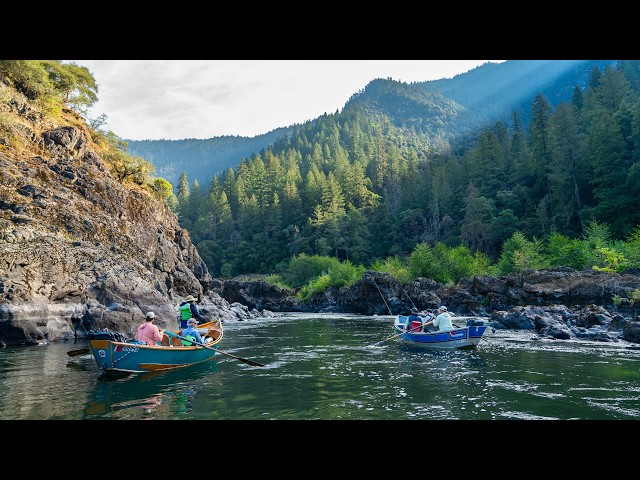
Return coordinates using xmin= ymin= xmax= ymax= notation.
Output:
xmin=216 ymin=268 xmax=640 ymax=345
xmin=1 ymin=266 xmax=639 ymax=347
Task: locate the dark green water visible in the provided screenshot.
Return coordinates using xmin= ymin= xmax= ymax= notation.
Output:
xmin=1 ymin=313 xmax=640 ymax=420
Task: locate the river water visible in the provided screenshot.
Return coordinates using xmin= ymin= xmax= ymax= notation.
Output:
xmin=1 ymin=313 xmax=639 ymax=421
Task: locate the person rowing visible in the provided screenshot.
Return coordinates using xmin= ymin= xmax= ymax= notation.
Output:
xmin=422 ymin=306 xmax=454 ymax=332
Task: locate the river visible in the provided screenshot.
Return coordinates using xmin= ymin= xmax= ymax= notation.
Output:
xmin=1 ymin=313 xmax=639 ymax=421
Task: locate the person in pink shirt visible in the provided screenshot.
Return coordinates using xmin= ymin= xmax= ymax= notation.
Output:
xmin=136 ymin=311 xmax=165 ymax=346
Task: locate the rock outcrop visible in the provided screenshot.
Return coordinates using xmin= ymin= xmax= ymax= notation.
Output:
xmin=222 ymin=269 xmax=640 ymax=344
xmin=0 ymin=79 xmax=272 ymax=346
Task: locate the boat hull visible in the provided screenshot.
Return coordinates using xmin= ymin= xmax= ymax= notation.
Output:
xmin=88 ymin=323 xmax=222 ymax=374
xmin=395 ymin=315 xmax=487 ymax=350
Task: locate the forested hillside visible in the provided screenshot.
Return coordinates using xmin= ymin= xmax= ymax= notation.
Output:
xmin=172 ymin=60 xmax=640 ymax=279
xmin=126 ymin=127 xmax=293 ymax=187
xmin=128 ymin=61 xmax=615 ymax=188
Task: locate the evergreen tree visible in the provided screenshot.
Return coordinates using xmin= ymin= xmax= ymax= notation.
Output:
xmin=177 ymin=171 xmax=190 ymax=215
xmin=549 ymin=102 xmax=587 ymax=235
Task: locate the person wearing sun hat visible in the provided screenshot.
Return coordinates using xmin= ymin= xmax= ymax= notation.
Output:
xmin=423 ymin=305 xmax=454 ymax=332
xmin=177 ymin=294 xmax=205 ymax=329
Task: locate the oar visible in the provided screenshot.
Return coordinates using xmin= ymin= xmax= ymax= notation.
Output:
xmin=374 ymin=321 xmax=425 ymax=345
xmin=164 ymin=331 xmax=264 ymax=367
xmin=67 ymin=348 xmax=90 ymax=357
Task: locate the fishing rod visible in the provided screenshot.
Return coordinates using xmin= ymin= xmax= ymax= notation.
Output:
xmin=372 ymin=278 xmax=393 ymax=315
xmin=404 ymin=287 xmax=427 ymax=318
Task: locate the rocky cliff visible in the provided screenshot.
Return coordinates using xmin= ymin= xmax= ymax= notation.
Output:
xmin=0 ymin=75 xmax=269 ymax=347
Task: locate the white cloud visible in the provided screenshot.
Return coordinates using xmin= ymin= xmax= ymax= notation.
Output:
xmin=70 ymin=60 xmax=504 ymax=140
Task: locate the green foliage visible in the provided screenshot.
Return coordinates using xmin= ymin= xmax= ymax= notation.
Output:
xmin=592 ymin=246 xmax=627 ymax=273
xmin=166 ymin=194 xmax=179 ymax=211
xmin=370 ymin=256 xmax=413 ymax=284
xmin=496 ymin=232 xmax=546 ymax=276
xmin=326 ymin=260 xmax=366 ymax=287
xmin=276 ymin=255 xmax=364 ymax=298
xmin=220 ymin=263 xmax=234 ymax=278
xmin=583 ymin=220 xmax=611 ymax=250
xmin=0 ymin=60 xmax=55 ymax=101
xmin=298 ymin=274 xmax=331 ymax=300
xmin=281 ymin=253 xmax=342 ymax=289
xmin=102 ymin=132 xmax=155 ymax=185
xmin=576 ymin=221 xmax=632 ymax=272
xmin=195 ymin=239 xmax=222 ymax=277
xmin=116 ymin=60 xmax=638 ymax=282
xmin=408 ymin=242 xmax=492 ymax=284
xmin=265 ymin=274 xmax=289 ymax=289
xmin=0 ymin=60 xmax=98 ymax=114
xmin=613 ymin=288 xmax=640 ymax=321
xmin=49 ymin=62 xmax=98 ymax=114
xmin=621 ymin=225 xmax=640 ymax=269
xmin=544 ymin=233 xmax=590 ymax=270
xmin=407 ymin=243 xmax=436 ymax=279
xmin=152 ymin=177 xmax=173 ymax=200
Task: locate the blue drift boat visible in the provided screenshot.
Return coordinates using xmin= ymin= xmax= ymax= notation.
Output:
xmin=88 ymin=321 xmax=224 ymax=375
xmin=393 ymin=315 xmax=488 ymax=350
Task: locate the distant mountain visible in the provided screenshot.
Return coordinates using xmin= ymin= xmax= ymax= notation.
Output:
xmin=344 ymin=60 xmax=615 ymax=151
xmin=127 ymin=60 xmax=616 ymax=187
xmin=421 ymin=59 xmax=614 ymax=123
xmin=126 ymin=126 xmax=294 ymax=188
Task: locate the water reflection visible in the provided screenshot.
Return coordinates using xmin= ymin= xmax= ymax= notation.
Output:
xmin=84 ymin=361 xmax=218 ymax=419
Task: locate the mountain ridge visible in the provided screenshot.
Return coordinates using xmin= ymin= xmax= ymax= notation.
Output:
xmin=127 ymin=60 xmax=615 ymax=187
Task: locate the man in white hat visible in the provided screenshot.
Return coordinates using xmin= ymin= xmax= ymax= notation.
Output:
xmin=422 ymin=306 xmax=454 ymax=332
xmin=177 ymin=294 xmax=206 ymax=329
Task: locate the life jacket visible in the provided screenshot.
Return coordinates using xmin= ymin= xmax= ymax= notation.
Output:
xmin=179 ymin=302 xmax=193 ymax=320
xmin=181 ymin=334 xmax=197 ymax=346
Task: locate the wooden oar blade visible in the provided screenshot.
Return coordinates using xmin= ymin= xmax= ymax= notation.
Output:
xmin=165 ymin=330 xmax=264 ymax=367
xmin=218 ymin=351 xmax=264 ymax=367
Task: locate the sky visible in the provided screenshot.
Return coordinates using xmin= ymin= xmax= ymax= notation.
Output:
xmin=70 ymin=60 xmax=505 ymax=141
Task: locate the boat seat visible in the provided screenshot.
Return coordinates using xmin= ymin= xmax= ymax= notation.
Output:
xmin=171 ymin=336 xmax=182 ymax=347
xmin=161 ymin=335 xmax=171 ymax=346
xmin=207 ymin=329 xmax=221 ymax=340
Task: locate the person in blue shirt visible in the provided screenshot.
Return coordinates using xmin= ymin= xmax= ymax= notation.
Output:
xmin=178 ymin=294 xmax=205 ymax=329
xmin=181 ymin=318 xmax=205 ymax=346
xmin=421 ymin=309 xmax=437 ymax=332
xmin=405 ymin=308 xmax=423 ymax=332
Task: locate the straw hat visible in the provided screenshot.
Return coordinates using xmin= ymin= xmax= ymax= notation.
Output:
xmin=184 ymin=295 xmax=198 ymax=302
